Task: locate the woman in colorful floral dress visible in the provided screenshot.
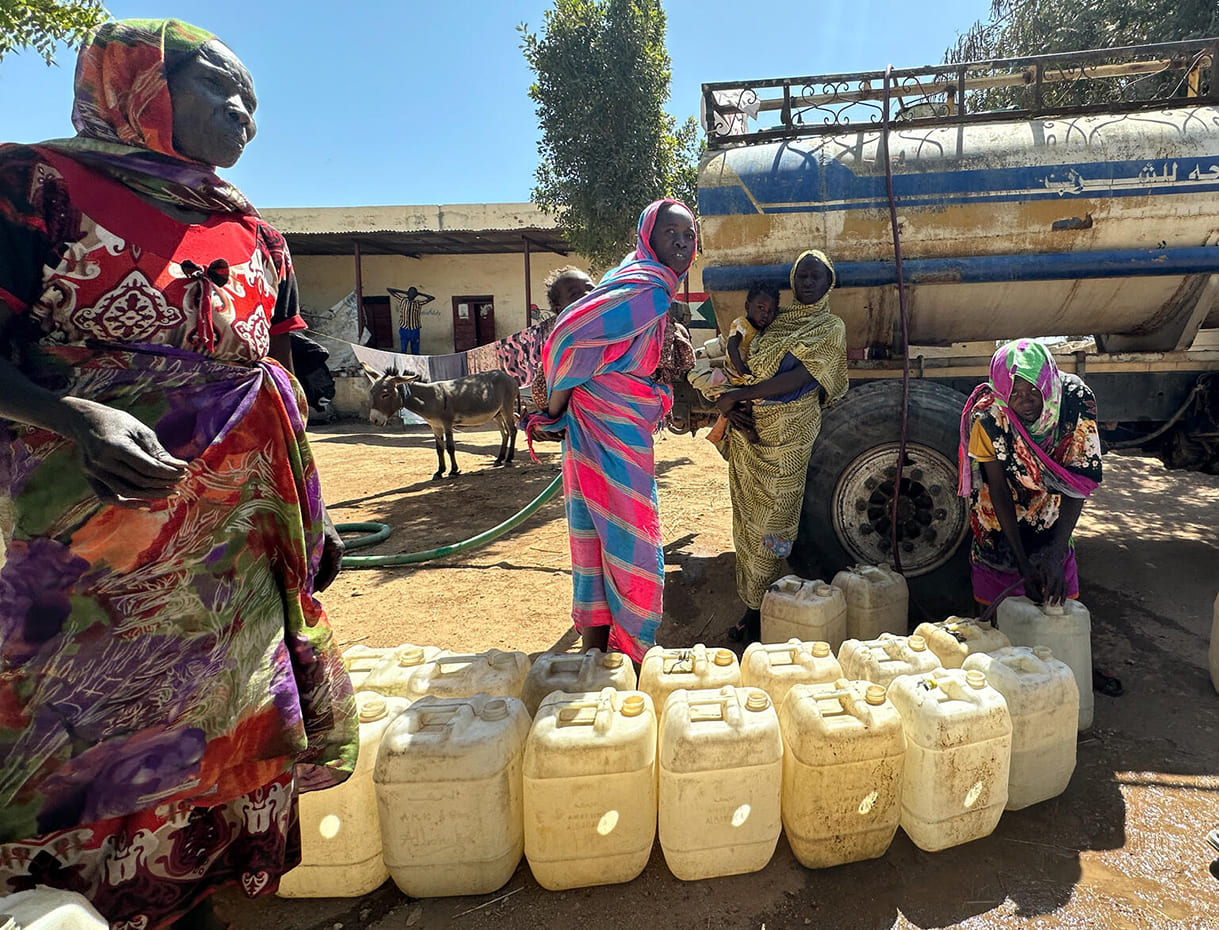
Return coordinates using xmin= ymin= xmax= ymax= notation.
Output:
xmin=958 ymin=339 xmax=1103 ymax=608
xmin=0 ymin=19 xmax=355 ymax=930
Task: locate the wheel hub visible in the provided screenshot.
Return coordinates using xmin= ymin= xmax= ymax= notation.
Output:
xmin=832 ymin=443 xmax=969 ymax=575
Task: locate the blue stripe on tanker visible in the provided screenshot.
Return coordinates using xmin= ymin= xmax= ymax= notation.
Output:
xmin=701 ymin=246 xmax=1219 ymax=290
xmin=698 ymin=152 xmax=1219 ymax=215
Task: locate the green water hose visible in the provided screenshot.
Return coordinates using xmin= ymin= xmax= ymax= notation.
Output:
xmin=337 ymin=473 xmax=564 ymax=568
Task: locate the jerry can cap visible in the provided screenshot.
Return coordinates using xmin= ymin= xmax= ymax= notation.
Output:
xmin=482 ymin=698 xmax=509 ymax=721
xmin=398 ymin=646 xmax=426 ymax=667
xmin=811 ymin=641 xmax=831 ymax=658
xmin=713 ymin=649 xmax=734 ymax=667
xmin=359 ymin=694 xmax=388 ymax=723
xmin=621 ymin=694 xmax=645 ymax=717
xmin=745 ymin=691 xmax=770 ymax=711
xmin=909 ymin=635 xmax=927 ymax=651
xmin=865 ymin=684 xmax=887 ymax=706
xmin=966 ymin=669 xmax=987 ymax=690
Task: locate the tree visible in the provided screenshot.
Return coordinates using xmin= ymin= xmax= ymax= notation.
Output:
xmin=0 ymin=0 xmax=107 ymax=66
xmin=521 ymin=0 xmax=698 ymax=270
xmin=944 ymin=0 xmax=1218 ymax=109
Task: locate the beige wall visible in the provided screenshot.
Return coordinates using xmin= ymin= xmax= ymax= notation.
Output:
xmin=292 ymin=252 xmax=707 ymax=356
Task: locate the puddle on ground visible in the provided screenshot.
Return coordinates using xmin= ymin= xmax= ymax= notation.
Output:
xmin=1075 ymin=855 xmax=1193 ymax=924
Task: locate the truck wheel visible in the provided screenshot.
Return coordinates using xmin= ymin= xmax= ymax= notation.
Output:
xmin=792 ymin=379 xmax=974 ymax=620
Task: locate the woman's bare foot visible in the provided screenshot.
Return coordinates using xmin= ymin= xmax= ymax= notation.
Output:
xmin=581 ymin=625 xmax=610 ymax=652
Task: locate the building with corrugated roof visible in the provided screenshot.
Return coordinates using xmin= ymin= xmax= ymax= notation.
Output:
xmin=262 ymin=203 xmax=706 ymax=357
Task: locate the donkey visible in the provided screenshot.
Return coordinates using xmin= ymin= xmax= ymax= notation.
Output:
xmin=363 ymin=364 xmax=519 ymax=480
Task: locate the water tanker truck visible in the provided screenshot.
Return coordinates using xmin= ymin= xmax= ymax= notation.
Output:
xmin=685 ymin=37 xmax=1219 ymax=611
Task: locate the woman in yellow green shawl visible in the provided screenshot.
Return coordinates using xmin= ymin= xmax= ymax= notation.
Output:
xmin=716 ymin=250 xmax=849 ymax=643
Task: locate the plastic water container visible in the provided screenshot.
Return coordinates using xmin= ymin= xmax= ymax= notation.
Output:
xmin=360 ymin=644 xmax=448 ymax=698
xmin=1211 ymin=593 xmax=1219 ymax=694
xmin=887 ymin=668 xmax=1012 ymax=851
xmin=838 ymin=633 xmax=941 ymax=688
xmin=831 ymin=563 xmax=910 ymax=640
xmin=658 ymin=686 xmax=783 ymax=881
xmin=964 ymin=646 xmax=1078 ymax=810
xmin=523 ymin=688 xmax=657 ymax=890
xmin=996 ymin=596 xmax=1094 ymax=730
xmin=740 ymin=639 xmax=842 ymax=712
xmin=404 ymin=649 xmax=532 ymax=702
xmin=520 ymin=650 xmax=638 ymax=717
xmin=912 ymin=617 xmax=1011 ymax=669
xmin=639 ymin=644 xmax=740 ymax=714
xmin=343 ymin=644 xmax=401 ymax=693
xmin=761 ymin=576 xmax=847 ymax=651
xmin=374 ymin=693 xmax=531 ymax=898
xmin=0 ymin=888 xmax=108 ymax=929
xmin=279 ymin=691 xmax=411 ymax=897
xmin=779 ymin=679 xmax=906 ymax=868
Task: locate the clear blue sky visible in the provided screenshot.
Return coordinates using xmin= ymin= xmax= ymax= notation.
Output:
xmin=0 ymin=0 xmax=993 ymax=208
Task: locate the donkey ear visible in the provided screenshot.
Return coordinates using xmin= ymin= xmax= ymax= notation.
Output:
xmin=360 ymin=362 xmax=383 ymax=383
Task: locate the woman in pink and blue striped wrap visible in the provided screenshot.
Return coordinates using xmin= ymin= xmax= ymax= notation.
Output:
xmin=521 ymin=199 xmax=697 ymax=662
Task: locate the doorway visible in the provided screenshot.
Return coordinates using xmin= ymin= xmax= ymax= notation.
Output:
xmin=362 ymin=296 xmax=393 ymax=349
xmin=452 ymin=296 xmax=496 ymax=352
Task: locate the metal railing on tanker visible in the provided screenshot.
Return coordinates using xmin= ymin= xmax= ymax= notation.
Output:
xmin=701 ymin=37 xmax=1219 ymax=146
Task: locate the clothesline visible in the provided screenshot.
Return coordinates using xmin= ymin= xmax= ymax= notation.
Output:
xmin=336 ymin=314 xmax=559 ymax=387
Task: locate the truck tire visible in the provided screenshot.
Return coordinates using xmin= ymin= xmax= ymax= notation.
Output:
xmin=791 ymin=379 xmax=975 ymax=621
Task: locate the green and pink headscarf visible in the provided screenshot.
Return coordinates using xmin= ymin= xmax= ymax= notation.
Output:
xmin=958 ymin=339 xmax=1099 ymax=499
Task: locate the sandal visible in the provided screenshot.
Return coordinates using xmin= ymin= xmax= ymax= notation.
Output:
xmin=1092 ymin=666 xmax=1124 ymax=697
xmin=727 ymin=608 xmax=761 ymax=644
xmin=1207 ymin=828 xmax=1219 ymax=855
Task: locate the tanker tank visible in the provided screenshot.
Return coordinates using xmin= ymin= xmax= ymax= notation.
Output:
xmin=682 ymin=38 xmax=1219 ymax=613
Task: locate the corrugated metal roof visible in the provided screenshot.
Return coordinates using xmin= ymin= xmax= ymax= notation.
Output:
xmin=282 ymin=228 xmax=571 ymax=257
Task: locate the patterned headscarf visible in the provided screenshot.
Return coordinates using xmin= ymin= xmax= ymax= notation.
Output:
xmin=33 ymin=18 xmax=255 ymax=214
xmin=789 ymin=247 xmax=837 ymax=295
xmin=630 ymin=198 xmax=698 ymax=274
xmin=988 ymin=339 xmax=1062 ymax=444
xmin=958 ymin=339 xmax=1097 ymax=499
xmin=743 ymin=248 xmax=848 ymax=405
xmin=519 ymin=199 xmax=696 ymax=450
xmin=539 ymin=198 xmax=695 ymax=391
xmin=71 ymin=18 xmax=215 ymax=157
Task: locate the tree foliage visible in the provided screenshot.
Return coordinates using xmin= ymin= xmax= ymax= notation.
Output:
xmin=944 ymin=0 xmax=1218 ymax=109
xmin=0 ymin=0 xmax=108 ymax=66
xmin=521 ymin=0 xmax=698 ymax=270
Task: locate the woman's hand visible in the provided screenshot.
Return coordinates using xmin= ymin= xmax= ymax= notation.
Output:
xmin=63 ymin=398 xmax=188 ymax=506
xmin=715 ymin=390 xmax=745 ymax=415
xmin=725 ymin=402 xmax=756 ymax=433
xmin=316 ymin=507 xmax=344 ymax=592
xmin=1029 ymin=547 xmax=1068 ymax=605
xmin=1018 ymin=561 xmax=1046 ymax=604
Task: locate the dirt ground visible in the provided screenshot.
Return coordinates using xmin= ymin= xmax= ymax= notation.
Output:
xmin=218 ymin=420 xmax=1219 ymax=930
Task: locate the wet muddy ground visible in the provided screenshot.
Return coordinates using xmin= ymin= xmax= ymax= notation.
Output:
xmin=218 ymin=422 xmax=1219 ymax=930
